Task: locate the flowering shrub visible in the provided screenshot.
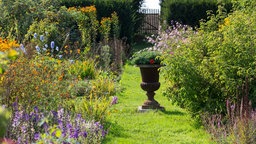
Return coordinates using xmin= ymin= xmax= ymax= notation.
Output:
xmin=131 ymin=21 xmax=193 ymax=66
xmin=5 ymin=105 xmax=106 ymax=144
xmin=161 ymin=1 xmax=256 ymax=117
xmin=0 ymin=38 xmax=20 ymax=74
xmin=0 ymin=55 xmax=74 ymax=111
xmin=0 ymin=38 xmax=20 ymax=52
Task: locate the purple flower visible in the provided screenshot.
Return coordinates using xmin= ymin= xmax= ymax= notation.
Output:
xmin=23 ymin=113 xmax=30 ymax=121
xmin=51 ymin=130 xmax=56 ymax=137
xmin=82 ymin=131 xmax=87 ymax=138
xmin=102 ymin=130 xmax=107 ymax=137
xmin=13 ymin=102 xmax=18 ymax=111
xmin=34 ymin=133 xmax=40 ymax=140
xmin=51 ymin=111 xmax=57 ymax=117
xmin=50 ymin=41 xmax=55 ymax=49
xmin=231 ymin=104 xmax=235 ymax=111
xmin=12 ymin=111 xmax=22 ymax=127
xmin=72 ymin=128 xmax=80 ymax=138
xmin=43 ymin=122 xmax=49 ymax=132
xmin=58 ymin=120 xmax=63 ymax=130
xmin=57 ymin=108 xmax=64 ymax=119
xmin=21 ymin=125 xmax=27 ymax=133
xmin=66 ymin=123 xmax=73 ymax=136
xmin=111 ymin=96 xmax=118 ymax=105
xmin=34 ymin=106 xmax=39 ymax=113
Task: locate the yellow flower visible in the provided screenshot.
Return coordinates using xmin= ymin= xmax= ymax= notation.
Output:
xmin=68 ymin=7 xmax=77 ymax=12
xmin=55 ymin=129 xmax=62 ymax=138
xmin=7 ymin=49 xmax=19 ymax=60
xmin=224 ymin=17 xmax=230 ymax=26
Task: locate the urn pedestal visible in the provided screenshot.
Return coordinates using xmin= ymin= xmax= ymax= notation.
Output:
xmin=138 ymin=65 xmax=164 ymax=110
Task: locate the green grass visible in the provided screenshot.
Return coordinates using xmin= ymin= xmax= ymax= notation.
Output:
xmin=103 ymin=64 xmax=214 ymax=144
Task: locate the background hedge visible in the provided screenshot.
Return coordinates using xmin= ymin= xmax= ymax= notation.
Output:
xmin=59 ymin=0 xmax=144 ymax=44
xmin=161 ymin=0 xmax=232 ymax=28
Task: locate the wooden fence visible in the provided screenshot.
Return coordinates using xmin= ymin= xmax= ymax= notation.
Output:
xmin=138 ymin=9 xmax=160 ymax=35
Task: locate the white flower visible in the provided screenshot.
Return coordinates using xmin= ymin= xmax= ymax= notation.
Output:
xmin=20 ymin=44 xmax=26 ymax=54
xmin=34 ymin=33 xmax=37 ymax=39
xmin=35 ymin=45 xmax=40 ymax=52
xmin=69 ymin=59 xmax=74 ymax=64
xmin=40 ymin=35 xmax=44 ymax=42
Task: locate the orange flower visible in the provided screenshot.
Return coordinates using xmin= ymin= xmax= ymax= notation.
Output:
xmin=0 ymin=38 xmax=19 ymax=52
xmin=77 ymin=49 xmax=81 ymax=54
xmin=80 ymin=5 xmax=96 ymax=13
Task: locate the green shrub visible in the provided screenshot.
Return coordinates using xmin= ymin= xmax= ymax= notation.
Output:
xmin=65 ymin=73 xmax=117 ymax=122
xmin=0 ymin=0 xmax=59 ymax=42
xmin=0 ymin=106 xmax=11 ymax=138
xmin=66 ymin=95 xmax=111 ymax=123
xmin=161 ymin=2 xmax=256 ymax=116
xmin=67 ymin=59 xmax=97 ymax=80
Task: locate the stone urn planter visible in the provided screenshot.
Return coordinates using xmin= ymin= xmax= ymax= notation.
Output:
xmin=138 ymin=64 xmax=164 ymax=110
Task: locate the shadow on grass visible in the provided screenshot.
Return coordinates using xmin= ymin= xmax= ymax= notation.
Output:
xmin=102 ymin=121 xmax=129 ymax=144
xmin=160 ymin=109 xmax=185 ymax=116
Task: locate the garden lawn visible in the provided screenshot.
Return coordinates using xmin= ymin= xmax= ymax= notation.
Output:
xmin=103 ymin=64 xmax=214 ymax=144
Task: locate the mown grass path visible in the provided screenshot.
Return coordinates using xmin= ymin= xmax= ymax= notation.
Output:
xmin=103 ymin=64 xmax=214 ymax=144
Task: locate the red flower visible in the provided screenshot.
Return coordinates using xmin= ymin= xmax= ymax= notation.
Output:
xmin=149 ymin=59 xmax=155 ymax=64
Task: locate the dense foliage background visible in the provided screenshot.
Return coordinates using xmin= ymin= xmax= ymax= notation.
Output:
xmin=161 ymin=0 xmax=232 ymax=28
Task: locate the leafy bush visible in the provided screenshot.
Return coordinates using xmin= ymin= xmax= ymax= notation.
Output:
xmin=0 ymin=0 xmax=59 ymax=41
xmin=161 ymin=2 xmax=256 ymax=116
xmin=60 ymin=0 xmax=143 ymax=44
xmin=66 ymin=72 xmax=118 ymax=122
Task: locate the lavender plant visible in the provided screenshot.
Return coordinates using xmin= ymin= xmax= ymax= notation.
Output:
xmin=6 ymin=104 xmax=106 ymax=144
xmin=202 ymin=99 xmax=256 ymax=143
